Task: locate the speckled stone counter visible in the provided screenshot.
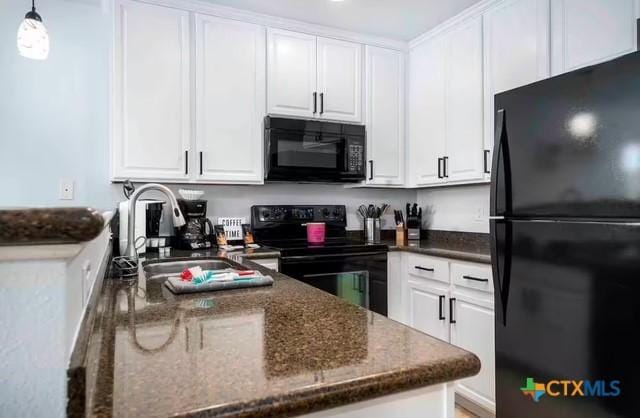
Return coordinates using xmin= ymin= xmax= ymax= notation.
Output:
xmin=80 ymin=251 xmax=480 ymax=418
xmin=0 ymin=207 xmax=106 ymax=245
xmin=385 ymin=230 xmax=490 ymax=264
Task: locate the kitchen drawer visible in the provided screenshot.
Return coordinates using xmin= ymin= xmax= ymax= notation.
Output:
xmin=406 ymin=253 xmax=449 ymax=284
xmin=451 ymin=261 xmax=493 ymax=294
xmin=252 ymin=258 xmax=279 ymax=272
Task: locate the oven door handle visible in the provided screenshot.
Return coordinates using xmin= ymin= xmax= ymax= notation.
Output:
xmin=280 ymin=251 xmax=388 ymax=262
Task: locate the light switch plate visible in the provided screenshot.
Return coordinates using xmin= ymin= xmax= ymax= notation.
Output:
xmin=59 ymin=179 xmax=74 ymax=200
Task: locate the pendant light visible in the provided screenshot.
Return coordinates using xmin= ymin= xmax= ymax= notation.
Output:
xmin=17 ymin=0 xmax=50 ymax=60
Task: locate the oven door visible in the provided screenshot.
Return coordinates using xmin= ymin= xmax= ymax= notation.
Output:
xmin=265 ymin=129 xmax=364 ymax=182
xmin=280 ymin=251 xmax=387 ymax=316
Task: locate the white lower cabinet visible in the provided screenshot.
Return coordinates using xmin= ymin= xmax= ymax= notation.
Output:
xmin=251 ymin=258 xmax=279 ymax=272
xmin=449 ymin=290 xmax=495 ymax=412
xmin=408 ymin=279 xmax=450 ymax=342
xmin=390 ymin=252 xmax=495 ymax=413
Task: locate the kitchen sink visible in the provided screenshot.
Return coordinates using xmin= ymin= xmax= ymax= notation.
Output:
xmin=142 ymin=257 xmax=247 ymax=279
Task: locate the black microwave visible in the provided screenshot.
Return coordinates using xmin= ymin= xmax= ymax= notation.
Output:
xmin=264 ymin=116 xmax=366 ymax=183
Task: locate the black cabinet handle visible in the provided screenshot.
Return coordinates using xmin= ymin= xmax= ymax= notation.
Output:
xmin=443 ymin=156 xmax=449 ymax=178
xmin=463 ymin=275 xmax=489 ymax=283
xmin=199 ymin=151 xmax=203 ymax=175
xmin=438 ymin=295 xmax=445 ymax=320
xmin=185 ymin=150 xmax=189 ymax=175
xmin=437 ymin=157 xmax=443 ymax=179
xmin=369 ymin=160 xmax=374 ymax=180
xmin=449 ymin=298 xmax=456 ymax=324
xmin=313 ymin=92 xmax=317 ymax=114
xmin=320 ymin=93 xmax=324 ymax=114
xmin=483 ymin=150 xmax=490 ymax=174
xmin=414 ymin=266 xmax=434 ymax=272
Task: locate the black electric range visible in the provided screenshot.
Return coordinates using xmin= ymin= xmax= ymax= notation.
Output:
xmin=251 ymin=205 xmax=388 ymax=316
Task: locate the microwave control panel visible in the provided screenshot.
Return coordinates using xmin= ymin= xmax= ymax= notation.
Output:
xmin=347 ymin=144 xmax=364 ymax=173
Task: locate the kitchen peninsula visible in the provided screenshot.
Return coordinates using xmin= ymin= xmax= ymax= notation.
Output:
xmin=81 ymin=253 xmax=480 ymax=418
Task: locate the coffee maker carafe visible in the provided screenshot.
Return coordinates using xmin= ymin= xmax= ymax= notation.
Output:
xmin=175 ymin=199 xmax=215 ymax=250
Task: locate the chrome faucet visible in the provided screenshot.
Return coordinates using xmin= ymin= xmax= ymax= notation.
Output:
xmin=124 ymin=183 xmax=186 ymax=258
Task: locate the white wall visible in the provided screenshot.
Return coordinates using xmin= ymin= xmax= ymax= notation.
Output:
xmin=0 ymin=0 xmax=112 ymax=208
xmin=417 ymin=184 xmax=489 ymax=233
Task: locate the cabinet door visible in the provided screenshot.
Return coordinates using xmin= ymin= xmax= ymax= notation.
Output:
xmin=483 ymin=0 xmax=550 ymax=179
xmin=317 ymin=37 xmax=363 ymax=122
xmin=408 ymin=281 xmax=449 ymax=342
xmin=551 ymin=0 xmax=637 ymax=74
xmin=365 ymin=46 xmax=405 ymax=185
xmin=445 ymin=16 xmax=484 ymax=183
xmin=387 ymin=252 xmax=404 ymax=323
xmin=408 ymin=38 xmax=447 ymax=186
xmin=267 ymin=29 xmax=317 ymax=118
xmin=449 ymin=291 xmax=495 ymax=412
xmin=113 ymin=0 xmax=190 ymax=181
xmin=195 ymin=15 xmax=265 ymax=184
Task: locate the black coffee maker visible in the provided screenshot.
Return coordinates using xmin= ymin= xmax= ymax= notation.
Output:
xmin=174 ymin=199 xmax=215 ymax=250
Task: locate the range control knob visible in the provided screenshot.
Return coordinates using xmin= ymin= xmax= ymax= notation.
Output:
xmin=261 ymin=210 xmax=270 ymax=219
xmin=321 ymin=208 xmax=330 ymax=218
xmin=332 ymin=209 xmax=340 ymax=218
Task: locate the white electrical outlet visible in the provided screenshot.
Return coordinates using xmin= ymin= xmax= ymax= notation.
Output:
xmin=59 ymin=179 xmax=74 ymax=200
xmin=475 ymin=206 xmax=484 ymax=222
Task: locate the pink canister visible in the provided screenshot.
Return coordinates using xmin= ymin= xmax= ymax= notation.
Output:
xmin=306 ymin=222 xmax=326 ymax=244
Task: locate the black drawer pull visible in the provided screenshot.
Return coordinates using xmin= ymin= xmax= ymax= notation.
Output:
xmin=438 ymin=295 xmax=445 ymax=320
xmin=185 ymin=150 xmax=189 ymax=174
xmin=463 ymin=275 xmax=489 ymax=283
xmin=414 ymin=266 xmax=434 ymax=272
xmin=449 ymin=297 xmax=456 ymax=324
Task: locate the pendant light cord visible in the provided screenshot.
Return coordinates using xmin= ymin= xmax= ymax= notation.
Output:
xmin=32 ymin=0 xmax=35 ymax=12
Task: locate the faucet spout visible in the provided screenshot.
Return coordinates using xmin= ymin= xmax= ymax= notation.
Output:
xmin=124 ymin=183 xmax=186 ymax=259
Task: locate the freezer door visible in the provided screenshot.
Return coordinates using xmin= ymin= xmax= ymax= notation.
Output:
xmin=491 ymin=51 xmax=640 ymax=218
xmin=491 ymin=219 xmax=640 ymax=418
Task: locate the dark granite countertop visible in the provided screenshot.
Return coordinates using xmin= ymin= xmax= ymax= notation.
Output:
xmin=384 ymin=230 xmax=490 ymax=264
xmin=0 ymin=207 xmax=107 ymax=246
xmin=80 ymin=250 xmax=480 ymax=418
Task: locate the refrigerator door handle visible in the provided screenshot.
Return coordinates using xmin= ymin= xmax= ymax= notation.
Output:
xmin=491 ymin=218 xmax=512 ymax=326
xmin=490 ymin=108 xmax=512 ymax=217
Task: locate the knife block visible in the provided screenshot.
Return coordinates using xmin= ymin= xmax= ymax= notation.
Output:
xmin=395 ymin=226 xmax=407 ymax=246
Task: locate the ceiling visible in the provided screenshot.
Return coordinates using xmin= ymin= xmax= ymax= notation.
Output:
xmin=202 ymin=0 xmax=483 ymax=41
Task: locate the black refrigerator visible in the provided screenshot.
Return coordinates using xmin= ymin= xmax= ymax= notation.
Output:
xmin=491 ymin=51 xmax=640 ymax=418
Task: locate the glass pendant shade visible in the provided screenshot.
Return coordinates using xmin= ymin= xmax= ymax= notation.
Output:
xmin=17 ymin=8 xmax=49 ymax=60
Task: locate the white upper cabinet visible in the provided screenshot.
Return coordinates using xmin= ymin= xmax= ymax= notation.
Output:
xmin=267 ymin=29 xmax=317 ymax=119
xmin=113 ymin=0 xmax=190 ymax=181
xmin=445 ymin=16 xmax=484 ymax=183
xmin=483 ymin=0 xmax=550 ymax=179
xmin=365 ymin=46 xmax=405 ymax=185
xmin=267 ymin=29 xmax=363 ymax=123
xmin=551 ymin=0 xmax=637 ymax=75
xmin=409 ymin=17 xmax=484 ymax=186
xmin=195 ymin=15 xmax=265 ymax=184
xmin=409 ymin=38 xmax=447 ymax=187
xmin=317 ymin=38 xmax=363 ymax=122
